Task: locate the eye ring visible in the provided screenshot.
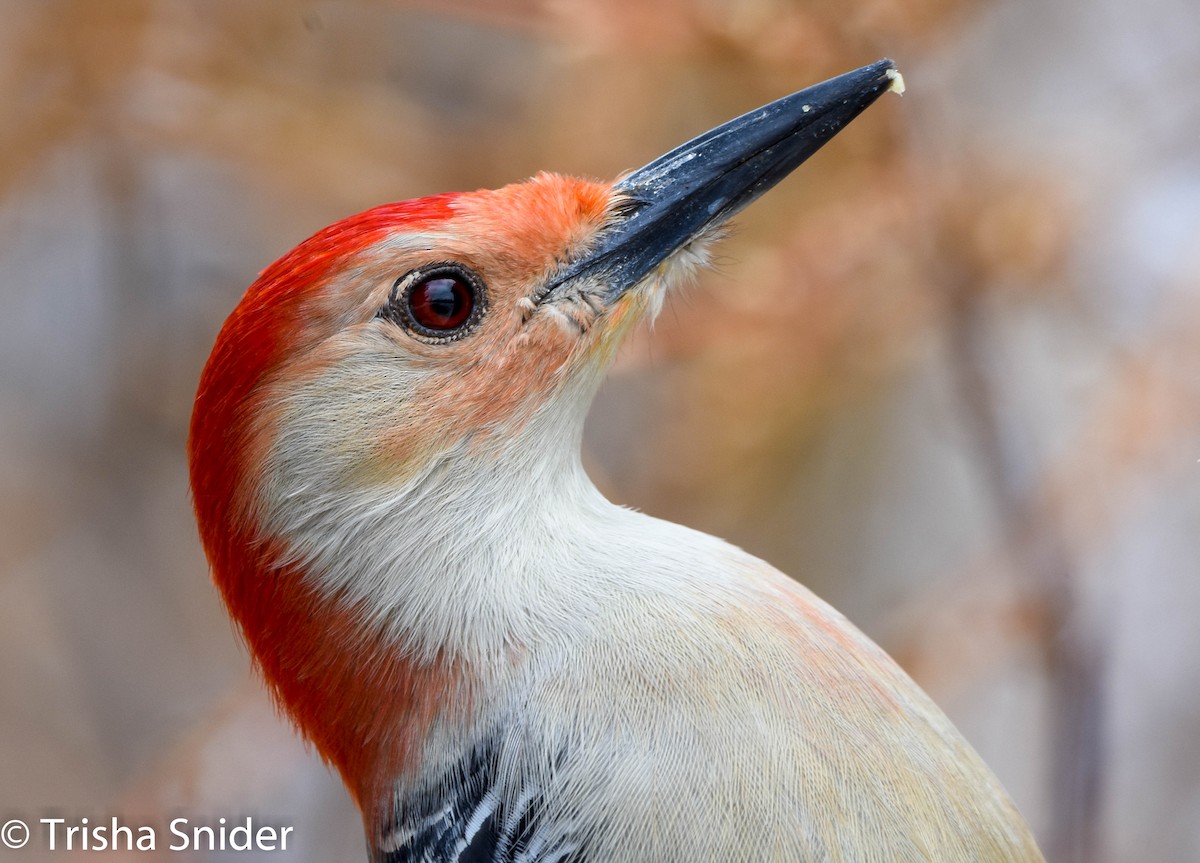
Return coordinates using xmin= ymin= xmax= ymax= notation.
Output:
xmin=380 ymin=262 xmax=488 ymax=342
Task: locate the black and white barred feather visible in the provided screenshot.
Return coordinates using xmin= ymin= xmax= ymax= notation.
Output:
xmin=375 ymin=742 xmax=580 ymax=863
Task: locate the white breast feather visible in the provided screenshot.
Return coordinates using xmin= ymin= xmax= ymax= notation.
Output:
xmin=254 ymin=364 xmax=1042 ymax=863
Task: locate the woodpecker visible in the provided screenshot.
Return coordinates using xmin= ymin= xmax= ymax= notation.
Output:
xmin=189 ymin=61 xmax=1044 ymax=862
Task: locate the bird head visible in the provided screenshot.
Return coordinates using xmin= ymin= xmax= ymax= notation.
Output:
xmin=188 ymin=61 xmax=901 ymax=811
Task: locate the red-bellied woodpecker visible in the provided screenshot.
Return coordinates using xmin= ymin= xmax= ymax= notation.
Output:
xmin=188 ymin=60 xmax=1044 ymax=862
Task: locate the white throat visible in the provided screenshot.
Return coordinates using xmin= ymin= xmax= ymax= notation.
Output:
xmin=255 ymin=371 xmax=661 ymax=664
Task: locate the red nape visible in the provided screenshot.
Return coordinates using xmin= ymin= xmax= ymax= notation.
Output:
xmin=220 ymin=550 xmax=464 ymax=810
xmin=187 ymin=193 xmax=465 ymax=810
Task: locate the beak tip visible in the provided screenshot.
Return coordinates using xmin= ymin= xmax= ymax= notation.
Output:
xmin=853 ymin=57 xmax=905 ymax=98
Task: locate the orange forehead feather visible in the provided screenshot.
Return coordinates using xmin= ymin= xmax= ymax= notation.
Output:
xmin=449 ymin=172 xmax=613 ymax=281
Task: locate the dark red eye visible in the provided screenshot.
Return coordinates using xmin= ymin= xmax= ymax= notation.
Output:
xmin=380 ymin=263 xmax=487 ymax=340
xmin=408 ymin=275 xmax=474 ymax=331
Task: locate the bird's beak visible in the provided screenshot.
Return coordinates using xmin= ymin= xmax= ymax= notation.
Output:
xmin=542 ymin=59 xmax=903 ymax=303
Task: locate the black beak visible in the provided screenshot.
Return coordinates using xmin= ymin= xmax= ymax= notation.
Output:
xmin=542 ymin=59 xmax=902 ymax=302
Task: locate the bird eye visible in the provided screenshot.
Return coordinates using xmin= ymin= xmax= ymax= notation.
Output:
xmin=409 ymin=276 xmax=472 ymax=330
xmin=381 ymin=263 xmax=487 ymax=341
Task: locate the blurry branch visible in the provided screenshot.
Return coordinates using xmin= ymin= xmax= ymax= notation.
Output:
xmin=890 ymin=270 xmax=1200 ymax=695
xmin=941 ymin=276 xmax=1104 ymax=863
xmin=899 ymin=282 xmax=1200 ymax=863
xmin=925 ymin=168 xmax=1103 ymax=862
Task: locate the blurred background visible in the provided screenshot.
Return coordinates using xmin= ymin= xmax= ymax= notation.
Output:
xmin=1 ymin=0 xmax=1198 ymax=861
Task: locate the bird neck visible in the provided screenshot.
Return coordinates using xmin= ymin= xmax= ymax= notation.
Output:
xmin=215 ymin=546 xmax=461 ymax=809
xmin=215 ymin=384 xmax=610 ymax=805
xmin=280 ymin=406 xmax=607 ymax=661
